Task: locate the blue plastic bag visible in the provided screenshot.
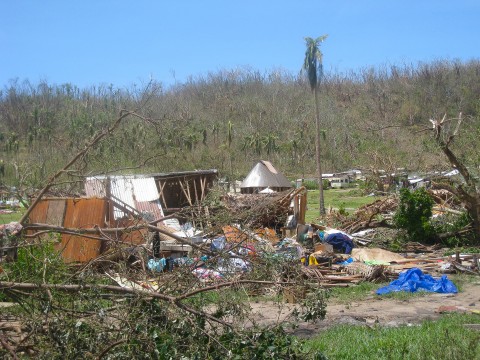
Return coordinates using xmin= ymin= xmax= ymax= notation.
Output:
xmin=147 ymin=258 xmax=166 ymax=272
xmin=377 ymin=267 xmax=458 ymax=295
xmin=337 ymin=257 xmax=354 ymax=266
xmin=211 ymin=236 xmax=226 ymax=252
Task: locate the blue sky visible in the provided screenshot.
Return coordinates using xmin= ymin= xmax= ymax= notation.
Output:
xmin=1 ymin=1 xmax=479 ymax=89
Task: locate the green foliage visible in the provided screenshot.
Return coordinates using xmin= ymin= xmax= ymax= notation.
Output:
xmin=303 ymin=35 xmax=328 ymax=90
xmin=394 ymin=188 xmax=435 ymax=242
xmin=358 ymin=178 xmax=379 ymax=194
xmin=303 ymin=179 xmax=319 ymax=190
xmin=220 ymin=326 xmax=314 ymax=360
xmin=296 ymin=287 xmax=328 ymax=322
xmin=394 ymin=189 xmax=476 ymax=246
xmin=302 ymin=179 xmax=329 ymax=191
xmin=345 ymin=187 xmax=365 ymax=197
xmin=337 ymin=202 xmax=349 ymax=216
xmin=1 ymin=61 xmax=480 ymax=189
xmin=444 ymin=247 xmax=480 ymax=256
xmin=432 ymin=212 xmax=475 ymax=247
xmin=4 ymin=238 xmax=67 ymax=283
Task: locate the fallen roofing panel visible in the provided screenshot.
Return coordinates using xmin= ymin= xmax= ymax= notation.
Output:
xmin=85 ymin=175 xmax=164 ymax=220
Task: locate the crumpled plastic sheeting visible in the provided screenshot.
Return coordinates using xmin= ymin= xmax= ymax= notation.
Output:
xmin=323 ymin=232 xmax=354 ymax=254
xmin=211 ymin=236 xmax=226 ymax=252
xmin=192 ymin=268 xmax=223 ymax=280
xmin=376 ymin=267 xmax=458 ymax=295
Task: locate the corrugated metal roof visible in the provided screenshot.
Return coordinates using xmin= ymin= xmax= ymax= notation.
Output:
xmin=84 ymin=177 xmax=106 ymax=198
xmin=150 ymin=169 xmax=218 ymax=179
xmin=85 ymin=175 xmax=164 ymax=220
xmin=240 ymin=161 xmax=292 ymax=189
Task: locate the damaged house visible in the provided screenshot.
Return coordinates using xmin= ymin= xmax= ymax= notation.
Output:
xmin=26 ymin=170 xmax=218 ymax=263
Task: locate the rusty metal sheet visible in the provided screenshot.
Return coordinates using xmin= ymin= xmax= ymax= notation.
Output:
xmin=27 ymin=200 xmax=51 ymax=241
xmin=28 ymin=199 xmax=49 ymax=224
xmin=59 ymin=198 xmax=107 ymax=263
xmin=116 ymin=218 xmax=147 ymax=245
xmin=134 ymin=200 xmax=163 ymax=221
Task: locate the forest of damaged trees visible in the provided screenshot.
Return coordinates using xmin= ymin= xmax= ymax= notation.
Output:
xmin=0 ymin=59 xmax=479 ymax=192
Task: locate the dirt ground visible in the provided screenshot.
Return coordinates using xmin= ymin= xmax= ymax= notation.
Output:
xmin=249 ymin=281 xmax=480 ymax=337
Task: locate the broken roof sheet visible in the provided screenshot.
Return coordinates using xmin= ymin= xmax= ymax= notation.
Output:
xmin=240 ymin=161 xmax=292 ymax=189
xmin=85 ymin=175 xmax=164 ymax=220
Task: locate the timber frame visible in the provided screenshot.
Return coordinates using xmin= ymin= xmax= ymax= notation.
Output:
xmin=153 ymin=169 xmax=218 ymax=214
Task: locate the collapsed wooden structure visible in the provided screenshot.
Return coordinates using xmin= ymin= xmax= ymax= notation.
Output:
xmin=154 ymin=169 xmax=218 ymax=213
xmin=25 ymin=169 xmax=218 ymax=263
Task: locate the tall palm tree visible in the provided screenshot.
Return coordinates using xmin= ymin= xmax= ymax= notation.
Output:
xmin=303 ymin=35 xmax=328 ymax=215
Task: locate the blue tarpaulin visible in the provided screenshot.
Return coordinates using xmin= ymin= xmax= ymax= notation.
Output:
xmin=323 ymin=232 xmax=354 ymax=254
xmin=376 ymin=267 xmax=458 ymax=295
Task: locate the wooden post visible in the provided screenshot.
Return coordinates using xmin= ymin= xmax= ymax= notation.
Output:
xmin=200 ymin=176 xmax=207 ymax=201
xmin=179 ymin=180 xmax=193 ymax=206
xmin=193 ymin=177 xmax=199 ymax=205
xmin=158 ymin=181 xmax=167 ymax=209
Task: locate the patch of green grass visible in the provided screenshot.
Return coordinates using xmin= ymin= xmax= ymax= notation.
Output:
xmin=327 ymin=282 xmax=383 ymax=303
xmin=0 ymin=210 xmax=23 ymax=224
xmin=186 ymin=288 xmax=251 ymax=307
xmin=447 ymin=273 xmax=480 ymax=292
xmin=304 ymin=314 xmax=480 ymax=360
xmin=327 ymin=281 xmax=434 ymax=304
xmin=306 ymin=188 xmax=382 ymax=223
xmin=444 ymin=247 xmax=480 ymax=256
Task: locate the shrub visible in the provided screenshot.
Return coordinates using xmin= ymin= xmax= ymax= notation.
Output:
xmin=393 ymin=188 xmax=435 ymax=242
xmin=302 ymin=179 xmax=329 ymax=190
xmin=303 ymin=180 xmax=318 ymax=190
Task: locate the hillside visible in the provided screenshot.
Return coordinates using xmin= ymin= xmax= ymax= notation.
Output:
xmin=0 ymin=60 xmax=479 ymax=192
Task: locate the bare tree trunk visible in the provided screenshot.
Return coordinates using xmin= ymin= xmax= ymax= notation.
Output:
xmin=430 ymin=114 xmax=480 ymax=240
xmin=314 ymin=88 xmax=325 ymax=215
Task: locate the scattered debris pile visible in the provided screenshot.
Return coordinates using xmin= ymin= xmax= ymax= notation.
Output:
xmin=220 ymin=187 xmax=306 ymax=228
xmin=4 ymin=170 xmax=479 ymax=302
xmin=328 ymin=196 xmax=398 ymax=234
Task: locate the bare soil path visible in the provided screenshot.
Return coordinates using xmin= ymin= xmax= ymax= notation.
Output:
xmin=249 ymin=281 xmax=480 ymax=337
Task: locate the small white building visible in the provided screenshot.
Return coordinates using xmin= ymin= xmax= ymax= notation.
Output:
xmin=330 ymin=174 xmax=351 ymax=188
